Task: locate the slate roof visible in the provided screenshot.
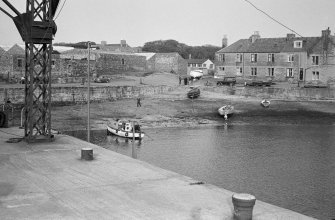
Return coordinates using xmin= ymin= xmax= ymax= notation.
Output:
xmin=6 ymin=44 xmax=25 ymax=55
xmin=0 ymin=46 xmax=5 ymax=55
xmin=186 ymin=59 xmax=207 ymax=64
xmin=216 ymin=35 xmax=334 ymax=54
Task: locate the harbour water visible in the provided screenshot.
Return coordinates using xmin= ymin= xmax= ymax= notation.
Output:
xmin=65 ymin=122 xmax=335 ymax=220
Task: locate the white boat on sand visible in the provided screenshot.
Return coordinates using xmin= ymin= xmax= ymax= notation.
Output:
xmin=107 ymin=119 xmax=144 ymax=139
xmin=261 ymin=99 xmax=270 ymax=108
xmin=218 ymin=105 xmax=234 ymax=120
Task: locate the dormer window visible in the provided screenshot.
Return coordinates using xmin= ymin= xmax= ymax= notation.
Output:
xmin=294 ymin=40 xmax=303 ymax=48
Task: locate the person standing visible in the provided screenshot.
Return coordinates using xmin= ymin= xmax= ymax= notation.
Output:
xmin=137 ymin=97 xmax=141 ymax=107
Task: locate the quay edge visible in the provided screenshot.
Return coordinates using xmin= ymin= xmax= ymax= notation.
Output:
xmin=0 ymin=127 xmax=316 ymax=220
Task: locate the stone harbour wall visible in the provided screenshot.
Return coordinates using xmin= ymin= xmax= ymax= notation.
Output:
xmin=0 ymin=85 xmax=175 ymax=104
xmin=1 ymin=85 xmax=335 ymax=105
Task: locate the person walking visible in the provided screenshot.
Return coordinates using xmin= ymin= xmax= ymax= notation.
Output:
xmin=137 ymin=97 xmax=141 ymax=107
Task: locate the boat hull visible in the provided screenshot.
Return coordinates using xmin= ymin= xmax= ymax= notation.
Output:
xmin=261 ymin=99 xmax=270 ymax=108
xmin=107 ymin=125 xmax=144 ymax=139
xmin=218 ymin=105 xmax=234 ymax=118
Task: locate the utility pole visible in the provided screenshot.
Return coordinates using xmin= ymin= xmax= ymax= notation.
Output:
xmin=87 ymin=42 xmax=91 ymax=142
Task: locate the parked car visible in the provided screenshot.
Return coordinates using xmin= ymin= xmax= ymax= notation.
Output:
xmin=245 ymin=80 xmax=272 ymax=87
xmin=94 ymin=76 xmax=109 ymax=83
xmin=303 ymin=80 xmax=328 ymax=88
xmin=190 ymin=70 xmax=204 ymax=80
xmin=216 ymin=77 xmax=236 ymax=86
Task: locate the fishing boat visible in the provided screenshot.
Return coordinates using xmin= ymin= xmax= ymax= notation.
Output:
xmin=187 ymin=87 xmax=200 ymax=99
xmin=261 ymin=99 xmax=270 ymax=108
xmin=218 ymin=105 xmax=234 ymax=120
xmin=106 ymin=119 xmax=144 ymax=139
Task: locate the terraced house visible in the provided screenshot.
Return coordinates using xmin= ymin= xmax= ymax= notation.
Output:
xmin=215 ymin=28 xmax=335 ymax=85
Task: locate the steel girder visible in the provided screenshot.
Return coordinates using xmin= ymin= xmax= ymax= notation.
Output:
xmin=24 ymin=0 xmax=55 ymax=142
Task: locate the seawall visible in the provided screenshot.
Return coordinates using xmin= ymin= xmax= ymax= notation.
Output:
xmin=1 ymin=85 xmax=335 ymax=104
xmin=0 ymin=85 xmax=175 ymax=103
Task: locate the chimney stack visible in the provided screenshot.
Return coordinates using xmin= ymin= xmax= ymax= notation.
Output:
xmin=249 ymin=31 xmax=260 ymax=43
xmin=222 ymin=35 xmax=228 ymax=48
xmin=286 ymin=33 xmax=295 ymax=40
xmin=120 ymin=40 xmax=127 ymax=47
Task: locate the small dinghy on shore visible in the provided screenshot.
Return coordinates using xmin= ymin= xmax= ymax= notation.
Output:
xmin=107 ymin=119 xmax=144 ymax=140
xmin=261 ymin=99 xmax=271 ymax=108
xmin=218 ymin=105 xmax=234 ymax=120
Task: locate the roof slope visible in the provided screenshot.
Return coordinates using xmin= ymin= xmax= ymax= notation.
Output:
xmin=216 ymin=36 xmax=332 ymax=54
xmin=0 ymin=46 xmax=5 ymax=55
xmin=6 ymin=44 xmax=25 ymax=55
xmin=187 ymin=59 xmax=207 ymax=64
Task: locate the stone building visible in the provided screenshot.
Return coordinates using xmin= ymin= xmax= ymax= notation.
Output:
xmin=59 ymin=49 xmax=147 ymax=77
xmin=0 ymin=44 xmax=188 ymax=83
xmin=0 ymin=44 xmax=25 ymax=81
xmin=98 ymin=40 xmax=142 ymax=53
xmin=145 ymin=53 xmax=187 ymax=75
xmin=186 ymin=59 xmax=215 ymax=75
xmin=215 ymin=29 xmax=335 ymax=84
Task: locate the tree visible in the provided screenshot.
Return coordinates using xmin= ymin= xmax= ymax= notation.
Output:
xmin=142 ymin=40 xmax=220 ymax=60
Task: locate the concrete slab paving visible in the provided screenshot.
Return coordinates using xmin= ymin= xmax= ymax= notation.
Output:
xmin=0 ymin=127 xmax=316 ymax=219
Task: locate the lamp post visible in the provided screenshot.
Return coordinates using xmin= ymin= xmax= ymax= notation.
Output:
xmin=87 ymin=42 xmax=91 ymax=142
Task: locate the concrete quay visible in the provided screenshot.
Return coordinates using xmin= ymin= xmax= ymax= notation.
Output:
xmin=0 ymin=127 xmax=316 ymax=220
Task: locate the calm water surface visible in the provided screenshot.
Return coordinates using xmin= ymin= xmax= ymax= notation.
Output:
xmin=65 ymin=123 xmax=335 ymax=220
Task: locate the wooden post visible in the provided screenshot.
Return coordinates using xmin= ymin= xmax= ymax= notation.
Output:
xmin=132 ymin=121 xmax=137 ymax=159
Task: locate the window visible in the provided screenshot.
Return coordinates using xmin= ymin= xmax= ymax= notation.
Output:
xmin=17 ymin=58 xmax=23 ymax=67
xmin=312 ymin=71 xmax=319 ymax=80
xmin=288 ymin=54 xmax=294 ymax=62
xmin=312 ymin=56 xmax=319 ymax=65
xmin=188 ymin=64 xmax=191 ymax=67
xmin=251 ymin=67 xmax=257 ymax=76
xmin=236 ymin=53 xmax=242 ymax=62
xmin=209 ymin=64 xmax=213 ymax=69
xmin=236 ymin=67 xmax=243 ymax=75
xmin=268 ymin=68 xmax=274 ymax=76
xmin=286 ymin=68 xmax=293 ymax=77
xmin=268 ymin=53 xmax=275 ymax=62
xmin=251 ymin=54 xmax=257 ymax=62
xmin=203 ymin=64 xmax=206 ymax=68
xmin=192 ymin=63 xmax=196 ymax=67
xmin=294 ymin=41 xmax=303 ymax=48
xmin=197 ymin=64 xmax=202 ymax=67
xmin=218 ymin=54 xmax=225 ymax=62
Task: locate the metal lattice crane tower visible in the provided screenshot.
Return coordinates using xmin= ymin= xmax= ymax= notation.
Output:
xmin=1 ymin=0 xmax=59 ymax=142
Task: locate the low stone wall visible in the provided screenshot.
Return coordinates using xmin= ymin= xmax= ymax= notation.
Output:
xmin=0 ymin=85 xmax=175 ymax=104
xmin=205 ymin=86 xmax=335 ymax=100
xmin=1 ymin=85 xmax=335 ymax=105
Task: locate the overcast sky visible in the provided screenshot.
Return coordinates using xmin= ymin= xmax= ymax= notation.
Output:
xmin=1 ymin=0 xmax=335 ymax=47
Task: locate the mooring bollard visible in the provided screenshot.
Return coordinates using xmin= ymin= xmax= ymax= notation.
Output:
xmin=232 ymin=193 xmax=256 ymax=220
xmin=81 ymin=148 xmax=93 ymax=160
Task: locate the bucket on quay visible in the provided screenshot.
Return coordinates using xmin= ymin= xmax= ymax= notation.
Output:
xmin=81 ymin=148 xmax=93 ymax=160
xmin=232 ymin=193 xmax=256 ymax=220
